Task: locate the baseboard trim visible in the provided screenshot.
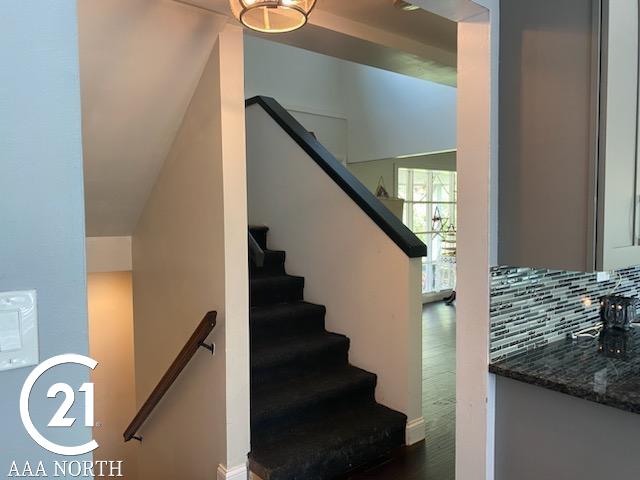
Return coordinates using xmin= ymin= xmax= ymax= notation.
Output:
xmin=406 ymin=416 xmax=426 ymax=445
xmin=217 ymin=464 xmax=248 ymax=480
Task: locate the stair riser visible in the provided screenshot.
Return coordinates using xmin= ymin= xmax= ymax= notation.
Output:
xmin=250 ymin=251 xmax=286 ymax=276
xmin=251 ymin=283 xmax=304 ymax=307
xmin=250 ymin=315 xmax=325 ymax=340
xmin=251 ymin=346 xmax=349 ymax=388
xmin=250 ymin=263 xmax=286 ymax=276
xmin=249 ymin=425 xmax=406 ymax=480
xmin=251 ymin=383 xmax=376 ymax=436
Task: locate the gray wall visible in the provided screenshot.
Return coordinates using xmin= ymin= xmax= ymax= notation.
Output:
xmin=495 ymin=376 xmax=640 ymax=480
xmin=348 ymin=150 xmax=457 ymax=198
xmin=498 ymin=0 xmax=598 ymax=271
xmin=244 ymin=35 xmax=457 ymax=164
xmin=0 ymin=0 xmax=91 ymax=471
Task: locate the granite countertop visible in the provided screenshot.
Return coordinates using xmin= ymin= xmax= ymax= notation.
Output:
xmin=489 ymin=326 xmax=640 ymax=414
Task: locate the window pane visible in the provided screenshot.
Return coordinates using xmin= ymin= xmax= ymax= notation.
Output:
xmin=397 ymin=169 xmax=408 ymax=200
xmin=398 ymin=167 xmax=457 ymax=294
xmin=412 ymin=203 xmax=428 ymax=232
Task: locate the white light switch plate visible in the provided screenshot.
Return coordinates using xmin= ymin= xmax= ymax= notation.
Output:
xmin=0 ymin=290 xmax=38 ymax=372
xmin=0 ymin=310 xmax=22 ymax=351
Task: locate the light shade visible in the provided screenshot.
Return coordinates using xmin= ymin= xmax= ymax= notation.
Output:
xmin=229 ymin=0 xmax=317 ymax=34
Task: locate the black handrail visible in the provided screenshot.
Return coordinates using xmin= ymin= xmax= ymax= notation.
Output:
xmin=246 ymin=96 xmax=427 ymax=258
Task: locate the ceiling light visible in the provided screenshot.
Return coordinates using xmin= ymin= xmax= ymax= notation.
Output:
xmin=229 ymin=0 xmax=317 ymax=34
xmin=393 ymin=0 xmax=421 ymax=11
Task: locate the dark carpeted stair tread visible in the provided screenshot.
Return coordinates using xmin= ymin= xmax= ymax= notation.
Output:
xmin=247 ymin=224 xmax=407 ymax=480
xmin=250 ymin=249 xmax=286 ymax=276
xmin=251 ymin=332 xmax=349 ymax=373
xmin=249 ymin=225 xmax=269 ymax=250
xmin=250 ymin=301 xmax=326 ymax=338
xmin=249 ymin=402 xmax=407 ymax=480
xmin=251 ymin=365 xmax=377 ymax=432
xmin=251 ymin=275 xmax=304 ymax=307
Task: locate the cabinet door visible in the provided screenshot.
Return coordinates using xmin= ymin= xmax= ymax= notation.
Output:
xmin=598 ymin=0 xmax=640 ymax=270
xmin=498 ymin=0 xmax=599 ymax=272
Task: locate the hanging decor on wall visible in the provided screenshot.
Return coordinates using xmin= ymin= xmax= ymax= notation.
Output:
xmin=375 ymin=176 xmax=404 ymax=220
xmin=229 ymin=0 xmax=317 ymax=34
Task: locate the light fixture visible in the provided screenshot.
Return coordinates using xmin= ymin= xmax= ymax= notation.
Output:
xmin=393 ymin=0 xmax=421 ymax=12
xmin=229 ymin=0 xmax=317 ymax=34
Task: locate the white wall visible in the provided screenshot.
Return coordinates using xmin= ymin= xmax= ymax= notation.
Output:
xmin=132 ymin=24 xmax=249 ymax=479
xmin=244 ymin=35 xmax=457 ymax=164
xmin=86 ymin=236 xmax=132 ymax=273
xmin=244 ymin=35 xmax=346 ymax=118
xmin=344 ymin=64 xmax=457 ymax=162
xmin=88 ymin=272 xmax=137 ymax=479
xmin=0 ymin=0 xmax=93 ymax=471
xmin=246 ymin=105 xmax=425 ymax=443
xmin=86 ymin=242 xmax=136 ymax=478
xmin=455 ymin=4 xmax=499 ymax=480
xmin=348 ymin=150 xmax=457 ymax=197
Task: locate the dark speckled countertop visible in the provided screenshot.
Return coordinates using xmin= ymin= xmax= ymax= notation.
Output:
xmin=489 ymin=326 xmax=640 ymax=414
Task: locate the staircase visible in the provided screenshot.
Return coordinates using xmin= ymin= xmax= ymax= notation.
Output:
xmin=248 ymin=225 xmax=407 ymax=480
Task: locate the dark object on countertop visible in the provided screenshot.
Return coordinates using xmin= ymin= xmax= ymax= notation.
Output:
xmin=599 ymin=295 xmax=639 ymax=331
xmin=599 ymin=327 xmax=630 ymax=360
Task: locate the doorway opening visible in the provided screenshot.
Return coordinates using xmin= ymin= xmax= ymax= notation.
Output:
xmin=397 ymin=155 xmax=458 ymax=301
xmin=76 ymin=0 xmax=494 ymax=477
xmin=243 ymin=8 xmax=458 ymax=476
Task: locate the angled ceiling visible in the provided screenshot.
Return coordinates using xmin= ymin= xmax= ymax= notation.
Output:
xmin=184 ymin=0 xmax=458 ymax=84
xmin=315 ymin=0 xmax=457 ymax=53
xmin=79 ymin=0 xmax=227 ymax=236
xmin=295 ymin=0 xmax=458 ymax=84
xmin=80 ymin=0 xmax=457 ymax=237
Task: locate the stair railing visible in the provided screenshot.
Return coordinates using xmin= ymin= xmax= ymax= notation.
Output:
xmin=249 ymin=231 xmax=265 ymax=268
xmin=123 ymin=311 xmax=217 ymax=442
xmin=245 ymin=96 xmax=426 ymax=258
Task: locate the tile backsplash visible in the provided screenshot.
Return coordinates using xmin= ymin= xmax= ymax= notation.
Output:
xmin=490 ymin=266 xmax=640 ymax=361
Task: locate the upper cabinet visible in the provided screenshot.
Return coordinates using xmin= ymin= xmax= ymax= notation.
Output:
xmin=499 ymin=0 xmax=640 ymax=272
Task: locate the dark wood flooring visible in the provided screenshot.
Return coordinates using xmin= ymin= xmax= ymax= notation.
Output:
xmin=350 ymin=302 xmax=456 ymax=480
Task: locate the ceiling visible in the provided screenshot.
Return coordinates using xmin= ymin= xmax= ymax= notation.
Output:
xmin=299 ymin=0 xmax=458 ymax=84
xmin=79 ymin=0 xmax=227 ymax=236
xmin=185 ymin=0 xmax=458 ymax=84
xmin=81 ymin=0 xmax=458 ymax=237
xmin=316 ymin=0 xmax=457 ymax=54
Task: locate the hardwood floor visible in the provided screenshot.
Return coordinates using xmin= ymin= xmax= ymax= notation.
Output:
xmin=350 ymin=302 xmax=456 ymax=480
xmin=422 ymin=302 xmax=456 ymax=480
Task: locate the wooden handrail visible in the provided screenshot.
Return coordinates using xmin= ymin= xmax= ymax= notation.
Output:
xmin=123 ymin=311 xmax=217 ymax=442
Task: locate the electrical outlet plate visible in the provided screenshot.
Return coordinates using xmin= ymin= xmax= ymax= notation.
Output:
xmin=596 ymin=271 xmax=611 ymax=282
xmin=0 ymin=290 xmax=38 ymax=372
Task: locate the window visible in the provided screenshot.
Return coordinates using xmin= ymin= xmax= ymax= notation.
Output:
xmin=398 ymin=168 xmax=457 ymax=295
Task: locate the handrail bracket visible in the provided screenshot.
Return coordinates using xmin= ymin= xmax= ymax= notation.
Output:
xmin=199 ymin=341 xmax=215 ymax=355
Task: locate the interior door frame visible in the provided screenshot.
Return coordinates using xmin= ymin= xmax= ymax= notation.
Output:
xmin=413 ymin=2 xmax=499 ymax=480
